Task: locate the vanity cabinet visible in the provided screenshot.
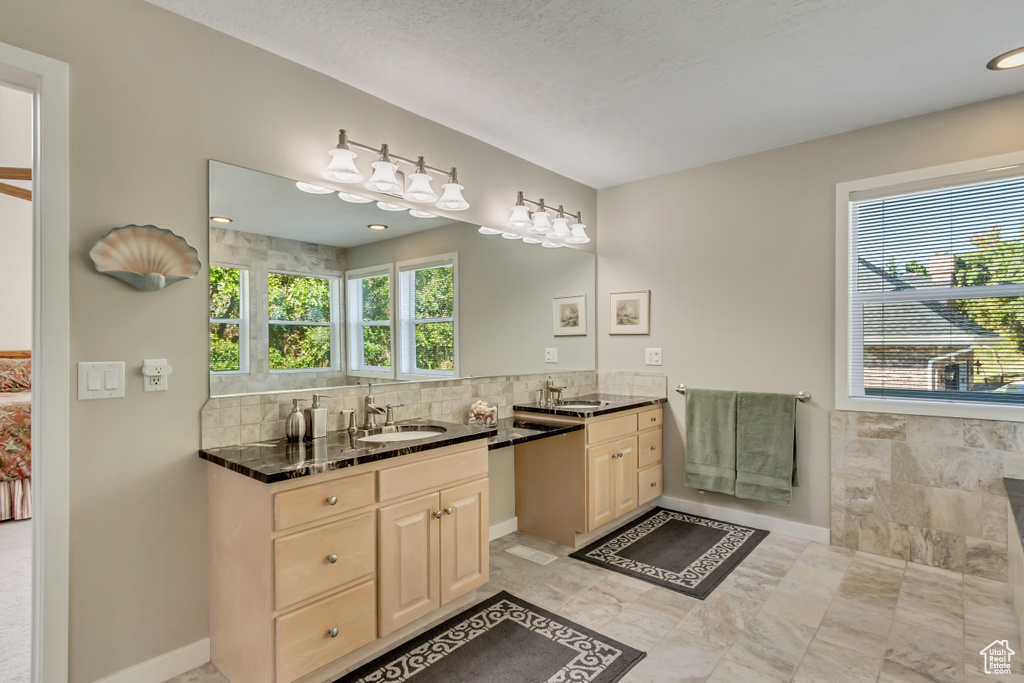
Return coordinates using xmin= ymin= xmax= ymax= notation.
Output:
xmin=207 ymin=440 xmax=488 ymax=683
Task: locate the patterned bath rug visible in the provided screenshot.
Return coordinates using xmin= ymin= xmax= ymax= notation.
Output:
xmin=334 ymin=591 xmax=645 ymax=683
xmin=569 ymin=507 xmax=768 ymax=600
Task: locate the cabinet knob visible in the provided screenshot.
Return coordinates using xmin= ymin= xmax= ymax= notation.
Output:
xmin=650 ymin=445 xmax=657 ymax=451
xmin=444 ymin=507 xmax=454 ymax=515
xmin=328 ymin=627 xmax=339 ymax=638
xmin=650 ymin=416 xmax=657 ymax=423
xmin=327 ymin=496 xmax=338 ymax=506
xmin=327 ymin=554 xmax=338 ymax=564
xmin=651 ymin=482 xmax=657 ymax=487
xmin=433 ymin=510 xmax=443 ymax=519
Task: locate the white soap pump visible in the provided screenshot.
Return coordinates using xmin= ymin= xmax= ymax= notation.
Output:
xmin=306 ymin=394 xmax=330 ymax=439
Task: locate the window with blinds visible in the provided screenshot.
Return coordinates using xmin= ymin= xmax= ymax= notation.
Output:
xmin=397 ymin=254 xmax=457 ymax=379
xmin=848 ymin=170 xmax=1024 ymax=406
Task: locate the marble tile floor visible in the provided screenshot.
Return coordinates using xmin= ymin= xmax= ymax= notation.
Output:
xmin=169 ymin=530 xmax=1024 ymax=683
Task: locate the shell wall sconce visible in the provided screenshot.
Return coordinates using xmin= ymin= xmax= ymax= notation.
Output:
xmin=89 ymin=225 xmax=201 ymax=291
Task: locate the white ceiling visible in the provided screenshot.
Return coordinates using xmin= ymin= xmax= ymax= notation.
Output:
xmin=153 ymin=0 xmax=1024 ymax=189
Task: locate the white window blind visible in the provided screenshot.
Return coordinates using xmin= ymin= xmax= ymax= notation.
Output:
xmin=346 ymin=266 xmax=394 ymax=376
xmin=849 ymin=172 xmax=1024 ymax=405
xmin=398 ymin=255 xmax=457 ymax=379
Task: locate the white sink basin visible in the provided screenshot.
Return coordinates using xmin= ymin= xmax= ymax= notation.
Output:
xmin=357 ymin=430 xmax=445 ymax=443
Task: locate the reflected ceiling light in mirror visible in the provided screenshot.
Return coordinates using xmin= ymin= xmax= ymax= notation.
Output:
xmin=436 ymin=168 xmax=470 ymax=211
xmin=409 ymin=210 xmax=437 ymax=218
xmin=988 ymin=46 xmax=1024 ymax=70
xmin=376 ymin=201 xmax=408 ymax=212
xmin=296 ymin=181 xmax=334 ymax=194
xmin=322 ymin=130 xmax=364 ymax=183
xmin=508 ymin=191 xmax=587 ymax=244
xmin=478 ymin=226 xmax=503 ymax=235
xmin=541 ymin=242 xmax=563 ymax=248
xmin=522 ymin=236 xmax=543 ymax=244
xmin=566 ymin=220 xmax=591 ymax=244
xmin=364 ymin=144 xmax=404 ymax=194
xmin=403 ymin=157 xmax=439 ymax=203
xmin=550 ymin=208 xmax=571 ymax=239
xmin=210 ymin=216 xmax=233 ymax=223
xmin=368 ymin=223 xmax=388 ymax=231
xmin=500 ymin=232 xmax=523 ymax=240
xmin=338 ymin=191 xmax=373 ymax=204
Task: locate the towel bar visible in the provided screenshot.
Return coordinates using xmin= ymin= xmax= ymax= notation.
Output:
xmin=675 ymin=384 xmax=811 ymax=403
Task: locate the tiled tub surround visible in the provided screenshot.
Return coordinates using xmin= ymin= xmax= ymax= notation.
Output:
xmin=209 ymin=226 xmax=348 ymax=396
xmin=831 ymin=411 xmax=1024 ymax=577
xmin=201 ymin=370 xmax=602 ymax=448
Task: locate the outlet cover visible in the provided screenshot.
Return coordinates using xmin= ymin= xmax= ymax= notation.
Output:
xmin=78 ymin=361 xmax=125 ymax=400
xmin=645 ymin=348 xmax=662 ymax=366
xmin=545 ymin=347 xmax=558 ymax=363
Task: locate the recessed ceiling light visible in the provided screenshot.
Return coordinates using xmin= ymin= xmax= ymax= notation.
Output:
xmin=210 ymin=216 xmax=233 ymax=223
xmin=295 ymin=181 xmax=334 ymax=194
xmin=368 ymin=223 xmax=388 ymax=231
xmin=987 ymin=46 xmax=1024 ymax=70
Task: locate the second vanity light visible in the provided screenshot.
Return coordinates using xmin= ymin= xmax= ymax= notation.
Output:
xmin=321 ymin=129 xmax=469 ymax=212
xmin=484 ymin=191 xmax=590 ymax=245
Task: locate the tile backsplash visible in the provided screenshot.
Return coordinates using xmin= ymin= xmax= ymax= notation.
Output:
xmin=831 ymin=410 xmax=1024 ymax=579
xmin=596 ymin=371 xmax=668 ymax=397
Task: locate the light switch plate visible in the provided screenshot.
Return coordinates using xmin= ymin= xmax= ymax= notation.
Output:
xmin=545 ymin=347 xmax=558 ymax=363
xmin=645 ymin=348 xmax=662 ymax=366
xmin=78 ymin=361 xmax=125 ymax=400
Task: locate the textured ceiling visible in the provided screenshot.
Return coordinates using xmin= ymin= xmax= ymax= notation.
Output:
xmin=149 ymin=0 xmax=1024 ymax=189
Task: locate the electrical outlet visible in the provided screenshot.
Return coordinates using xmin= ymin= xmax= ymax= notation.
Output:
xmin=645 ymin=348 xmax=662 ymax=366
xmin=142 ymin=358 xmax=173 ymax=392
xmin=545 ymin=347 xmax=558 ymax=363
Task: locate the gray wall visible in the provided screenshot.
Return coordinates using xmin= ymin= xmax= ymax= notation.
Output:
xmin=0 ymin=85 xmax=32 ymax=351
xmin=597 ymin=91 xmax=1024 ymax=532
xmin=346 ymin=222 xmax=597 ymax=377
xmin=0 ymin=2 xmax=596 ymax=680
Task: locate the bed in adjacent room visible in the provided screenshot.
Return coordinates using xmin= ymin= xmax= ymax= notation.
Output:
xmin=0 ymin=353 xmax=31 ymax=521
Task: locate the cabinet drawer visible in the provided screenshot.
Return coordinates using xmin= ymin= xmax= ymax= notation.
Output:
xmin=638 ymin=428 xmax=663 ymax=469
xmin=378 ymin=446 xmax=487 ymax=502
xmin=638 ymin=465 xmax=663 ymax=506
xmin=275 ymin=512 xmax=375 ymax=610
xmin=638 ymin=407 xmax=663 ymax=431
xmin=276 ymin=579 xmax=376 ymax=683
xmin=587 ymin=413 xmax=637 ymax=445
xmin=274 ymin=472 xmax=375 ymax=531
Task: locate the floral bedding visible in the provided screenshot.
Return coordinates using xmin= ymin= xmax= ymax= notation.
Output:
xmin=0 ymin=358 xmax=31 ymax=520
xmin=0 ymin=358 xmax=31 ymax=392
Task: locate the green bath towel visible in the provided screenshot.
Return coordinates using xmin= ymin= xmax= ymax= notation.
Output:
xmin=735 ymin=392 xmax=798 ymax=505
xmin=684 ymin=388 xmax=737 ymax=495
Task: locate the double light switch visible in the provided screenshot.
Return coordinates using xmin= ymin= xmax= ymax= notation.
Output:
xmin=78 ymin=361 xmax=125 ymax=400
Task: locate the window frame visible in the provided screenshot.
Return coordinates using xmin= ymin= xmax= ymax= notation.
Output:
xmin=396 ymin=253 xmax=459 ymax=381
xmin=345 ymin=263 xmax=396 ymax=379
xmin=267 ymin=269 xmax=341 ymax=374
xmin=835 ymin=150 xmax=1024 ymax=422
xmin=209 ymin=263 xmax=250 ymax=375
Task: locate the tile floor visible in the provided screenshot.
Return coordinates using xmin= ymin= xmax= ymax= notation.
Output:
xmin=170 ymin=530 xmax=1024 ymax=683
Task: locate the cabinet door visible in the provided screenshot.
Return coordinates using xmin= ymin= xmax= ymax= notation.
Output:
xmin=439 ymin=478 xmax=489 ymax=605
xmin=613 ymin=437 xmax=639 ymax=518
xmin=377 ymin=492 xmax=440 ymax=637
xmin=587 ymin=439 xmax=622 ymax=531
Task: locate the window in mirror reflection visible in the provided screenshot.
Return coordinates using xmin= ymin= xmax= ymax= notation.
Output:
xmin=398 ymin=254 xmax=457 ymax=378
xmin=268 ymin=272 xmax=338 ymax=371
xmin=347 ymin=266 xmax=394 ymax=376
xmin=210 ymin=265 xmax=249 ymax=373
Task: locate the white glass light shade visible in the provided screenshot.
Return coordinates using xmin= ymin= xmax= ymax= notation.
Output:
xmin=338 ymin=191 xmax=373 ymax=204
xmin=364 ymin=161 xmax=403 ymax=194
xmin=550 ymin=217 xmax=571 ymax=239
xmin=478 ymin=226 xmax=503 ymax=235
xmin=436 ymin=183 xmax=470 ymax=211
xmin=541 ymin=241 xmax=563 ymax=248
xmin=522 ymin=237 xmax=543 ymax=244
xmin=409 ymin=210 xmax=438 ymax=218
xmin=322 ymin=148 xmax=363 ymax=183
xmin=376 ymin=201 xmax=408 ymax=212
xmin=403 ymin=172 xmax=438 ymax=203
xmin=529 ymin=210 xmax=553 ymax=234
xmin=500 ymin=232 xmax=523 ymax=240
xmin=506 ymin=205 xmax=533 ymax=230
xmin=566 ymin=223 xmax=591 ymax=244
xmin=296 ymin=182 xmax=334 ymax=194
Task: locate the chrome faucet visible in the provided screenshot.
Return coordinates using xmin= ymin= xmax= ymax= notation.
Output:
xmin=361 ymin=385 xmax=387 ymax=429
xmin=544 ymin=377 xmax=566 ymax=406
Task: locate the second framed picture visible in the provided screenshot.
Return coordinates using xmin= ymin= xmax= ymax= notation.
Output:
xmin=553 ymin=294 xmax=587 ymax=336
xmin=609 ymin=290 xmax=650 ymax=334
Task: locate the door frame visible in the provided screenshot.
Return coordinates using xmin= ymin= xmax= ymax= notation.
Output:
xmin=0 ymin=40 xmax=71 ymax=683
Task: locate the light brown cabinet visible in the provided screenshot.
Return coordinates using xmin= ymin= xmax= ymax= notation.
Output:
xmin=208 ymin=440 xmax=488 ymax=683
xmin=585 ymin=435 xmax=637 ymax=530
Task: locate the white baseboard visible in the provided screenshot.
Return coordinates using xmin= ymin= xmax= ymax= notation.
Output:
xmin=489 ymin=516 xmax=518 ymax=541
xmin=657 ymin=495 xmax=831 ymax=544
xmin=94 ymin=638 xmax=209 ymax=683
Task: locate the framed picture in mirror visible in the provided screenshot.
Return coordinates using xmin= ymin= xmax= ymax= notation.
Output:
xmin=553 ymin=294 xmax=586 ymax=336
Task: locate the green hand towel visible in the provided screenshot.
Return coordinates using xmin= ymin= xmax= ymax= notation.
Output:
xmin=684 ymin=388 xmax=737 ymax=495
xmin=735 ymin=391 xmax=798 ymax=505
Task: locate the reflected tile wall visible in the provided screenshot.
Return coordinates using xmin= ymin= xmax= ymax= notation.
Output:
xmin=832 ymin=411 xmax=1023 ymax=579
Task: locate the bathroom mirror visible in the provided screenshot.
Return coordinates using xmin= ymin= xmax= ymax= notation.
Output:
xmin=208 ymin=161 xmax=596 ymax=396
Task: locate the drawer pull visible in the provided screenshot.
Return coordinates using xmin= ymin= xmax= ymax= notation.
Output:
xmin=328 ymin=627 xmax=339 ymax=638
xmin=327 ymin=496 xmax=338 ymax=506
xmin=444 ymin=507 xmax=454 ymax=515
xmin=650 ymin=416 xmax=657 ymax=423
xmin=327 ymin=554 xmax=338 ymax=564
xmin=651 ymin=482 xmax=658 ymax=487
xmin=433 ymin=510 xmax=443 ymax=519
xmin=650 ymin=445 xmax=657 ymax=451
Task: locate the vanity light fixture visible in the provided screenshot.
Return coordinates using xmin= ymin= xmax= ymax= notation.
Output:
xmin=529 ymin=200 xmax=553 ymax=234
xmin=295 ymin=181 xmax=334 ymax=194
xmin=376 ymin=201 xmax=408 ymax=212
xmin=988 ymin=46 xmax=1024 ymax=70
xmin=505 ymin=191 xmax=586 ymax=245
xmin=541 ymin=241 xmax=563 ymax=248
xmin=478 ymin=226 xmax=503 ymax=235
xmin=500 ymin=232 xmax=524 ymax=240
xmin=368 ymin=223 xmax=388 ymax=231
xmin=409 ymin=210 xmax=438 ymax=218
xmin=522 ymin=236 xmax=544 ymax=244
xmin=566 ymin=221 xmax=591 ymax=244
xmin=550 ymin=207 xmax=572 ymax=239
xmin=210 ymin=216 xmax=233 ymax=223
xmin=338 ymin=191 xmax=374 ymax=204
xmin=506 ymin=192 xmax=534 ymax=230
xmin=320 ymin=129 xmax=469 ymax=211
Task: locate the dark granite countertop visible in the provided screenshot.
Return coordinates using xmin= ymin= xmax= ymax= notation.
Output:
xmin=1004 ymin=477 xmax=1024 ymax=545
xmin=512 ymin=393 xmax=667 ymax=418
xmin=199 ymin=417 xmax=584 ymax=483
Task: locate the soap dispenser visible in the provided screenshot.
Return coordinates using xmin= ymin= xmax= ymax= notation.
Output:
xmin=286 ymin=399 xmax=307 ymax=442
xmin=306 ymin=394 xmax=330 ymax=439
